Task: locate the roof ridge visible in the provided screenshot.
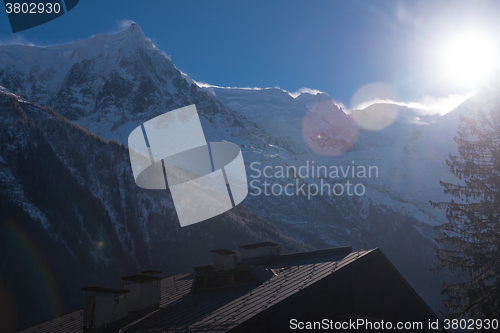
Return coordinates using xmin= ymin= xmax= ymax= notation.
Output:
xmin=276 ymin=245 xmax=353 ymax=259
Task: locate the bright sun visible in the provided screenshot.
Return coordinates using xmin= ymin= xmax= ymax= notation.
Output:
xmin=441 ymin=33 xmax=497 ymax=86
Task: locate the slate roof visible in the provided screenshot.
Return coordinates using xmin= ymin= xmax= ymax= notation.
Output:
xmin=17 ymin=309 xmax=84 ymax=333
xmin=18 ymin=246 xmax=375 ymax=333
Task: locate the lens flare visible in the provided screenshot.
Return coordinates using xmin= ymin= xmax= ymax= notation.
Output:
xmin=0 ymin=278 xmax=16 ymax=333
xmin=350 ymin=82 xmax=400 ymax=130
xmin=302 ymin=100 xmax=358 ymax=156
xmin=1 ymin=219 xmax=64 ymax=325
xmin=351 ymin=103 xmax=400 ymax=131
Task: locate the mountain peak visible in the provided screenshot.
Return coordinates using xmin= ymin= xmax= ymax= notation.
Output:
xmin=110 ymin=21 xmax=147 ymax=42
xmin=94 ymin=21 xmax=156 ymax=53
xmin=127 ymin=22 xmax=144 ymax=37
xmin=295 ymin=90 xmax=333 ymax=110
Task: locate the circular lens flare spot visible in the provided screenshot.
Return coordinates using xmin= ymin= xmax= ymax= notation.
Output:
xmin=350 ymin=82 xmax=399 ymax=130
xmin=302 ymin=100 xmax=358 ymax=156
xmin=352 ymin=103 xmax=399 ymax=131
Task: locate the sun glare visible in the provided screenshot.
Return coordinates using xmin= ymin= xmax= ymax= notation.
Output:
xmin=441 ymin=33 xmax=497 ymax=86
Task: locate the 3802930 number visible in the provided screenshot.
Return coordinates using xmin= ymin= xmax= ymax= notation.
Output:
xmin=5 ymin=2 xmax=61 ymax=14
xmin=443 ymin=318 xmax=499 ymax=330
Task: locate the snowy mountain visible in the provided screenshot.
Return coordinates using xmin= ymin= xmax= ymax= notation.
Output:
xmin=0 ymin=23 xmax=273 ymax=149
xmin=0 ymin=24 xmax=363 ymax=244
xmin=209 ymin=85 xmax=467 ymax=226
xmin=0 ymin=23 xmax=463 ymax=328
xmin=205 ymin=86 xmax=357 ymax=156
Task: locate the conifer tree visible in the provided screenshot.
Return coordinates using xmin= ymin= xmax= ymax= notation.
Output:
xmin=431 ymin=87 xmax=500 ymax=322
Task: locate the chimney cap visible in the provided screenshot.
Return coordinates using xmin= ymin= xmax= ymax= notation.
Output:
xmin=140 ymin=269 xmax=162 ymax=275
xmin=81 ymin=286 xmax=130 ymax=295
xmin=121 ymin=274 xmax=162 ymax=283
xmin=211 ymin=249 xmax=237 ymax=255
xmin=239 ymin=242 xmax=278 ymax=250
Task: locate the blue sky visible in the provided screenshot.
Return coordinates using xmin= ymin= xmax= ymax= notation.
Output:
xmin=1 ymin=0 xmax=499 ymax=110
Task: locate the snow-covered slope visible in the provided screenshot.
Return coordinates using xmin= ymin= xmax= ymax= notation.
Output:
xmin=207 ymin=87 xmax=356 ymax=156
xmin=208 ymin=84 xmax=470 ymax=227
xmin=205 ymin=87 xmax=312 ymax=154
xmin=295 ymin=91 xmax=333 ymax=109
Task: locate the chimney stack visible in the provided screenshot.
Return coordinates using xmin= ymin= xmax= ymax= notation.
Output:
xmin=81 ymin=286 xmax=129 ymax=330
xmin=211 ymin=249 xmax=240 ymax=271
xmin=121 ymin=273 xmax=162 ymax=312
xmin=239 ymin=242 xmax=282 ymax=259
